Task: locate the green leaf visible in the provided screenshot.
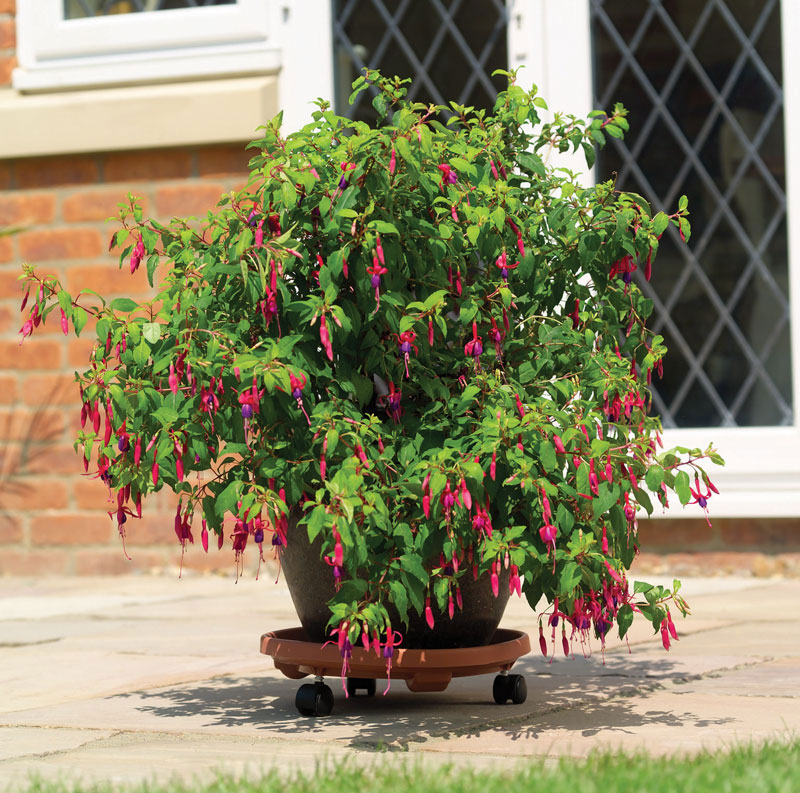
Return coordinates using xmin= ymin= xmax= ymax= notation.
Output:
xmin=133 ymin=341 xmax=150 ymax=366
xmin=399 ymin=554 xmax=428 ymax=585
xmin=675 ymin=470 xmax=692 ymax=505
xmin=152 ymin=406 xmax=178 ymax=427
xmin=72 ymin=306 xmax=87 ymax=336
xmin=559 ymin=562 xmax=582 ymax=593
xmin=388 ymin=580 xmax=409 ymax=624
xmin=110 ymin=297 xmax=138 ymax=312
xmin=215 ymin=480 xmax=241 ymax=517
xmin=142 ymin=323 xmax=162 ymax=344
xmin=617 ymin=603 xmax=634 ymax=638
xmin=645 ymin=464 xmax=664 ymax=492
xmin=539 ymin=440 xmax=557 ymax=473
xmin=652 ymin=212 xmax=669 ymax=237
xmin=369 ymin=220 xmax=400 ymax=235
xmin=57 ymin=290 xmax=72 ymax=311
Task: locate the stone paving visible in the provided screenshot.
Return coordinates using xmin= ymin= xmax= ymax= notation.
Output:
xmin=0 ymin=572 xmax=797 ymax=790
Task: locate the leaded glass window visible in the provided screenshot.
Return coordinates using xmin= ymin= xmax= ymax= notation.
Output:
xmin=332 ymin=0 xmax=509 ymax=122
xmin=591 ymin=0 xmax=792 ymax=429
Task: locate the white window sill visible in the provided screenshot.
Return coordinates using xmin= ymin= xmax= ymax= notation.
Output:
xmin=0 ymin=75 xmax=278 ymax=158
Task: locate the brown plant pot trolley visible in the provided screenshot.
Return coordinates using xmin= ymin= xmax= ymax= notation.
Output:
xmin=261 ymin=626 xmax=531 ymax=716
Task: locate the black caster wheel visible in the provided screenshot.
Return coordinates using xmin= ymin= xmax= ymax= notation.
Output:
xmin=493 ymin=673 xmax=527 ymax=705
xmin=295 ymin=681 xmax=334 ymax=716
xmin=346 ymin=677 xmax=377 ymax=697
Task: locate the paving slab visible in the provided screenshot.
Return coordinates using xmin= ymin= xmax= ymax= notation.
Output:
xmin=1 ymin=574 xmax=798 ymax=789
xmin=419 ymin=690 xmax=800 ymax=758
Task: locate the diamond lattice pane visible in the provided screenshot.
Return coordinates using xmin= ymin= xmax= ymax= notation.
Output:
xmin=332 ymin=0 xmax=509 ymax=122
xmin=591 ymin=0 xmax=792 ymax=428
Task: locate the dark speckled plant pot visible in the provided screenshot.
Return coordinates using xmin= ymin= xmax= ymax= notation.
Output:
xmin=280 ymin=511 xmax=511 ymax=649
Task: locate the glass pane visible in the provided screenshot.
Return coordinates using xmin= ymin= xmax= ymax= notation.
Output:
xmin=64 ymin=0 xmax=234 ymax=18
xmin=332 ymin=0 xmax=509 ymax=123
xmin=591 ymin=0 xmax=792 ymax=428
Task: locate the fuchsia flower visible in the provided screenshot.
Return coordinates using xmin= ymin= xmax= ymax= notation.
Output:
xmin=438 ymin=163 xmax=458 ymax=187
xmin=569 ymin=298 xmax=580 ymax=329
xmin=610 ymin=254 xmax=636 ymax=285
xmin=199 ymin=386 xmax=219 ymax=414
xmin=690 ymin=476 xmax=717 ymax=527
xmin=338 ymin=161 xmax=356 ymax=190
xmin=129 ymin=235 xmax=145 ymax=274
xmin=488 ymin=317 xmax=504 ymax=359
xmin=472 ymin=505 xmax=492 ymax=539
xmin=464 ymin=321 xmax=483 ymax=369
xmin=288 ymin=371 xmax=310 ymax=424
xmin=259 ymin=260 xmax=280 ymax=334
xmin=495 ymin=251 xmax=518 ymax=281
xmin=385 ymin=381 xmax=402 ymax=423
xmin=238 ymin=389 xmax=259 ymax=419
xmin=366 ymin=256 xmax=388 ymax=312
xmin=394 ymin=330 xmax=418 ymax=378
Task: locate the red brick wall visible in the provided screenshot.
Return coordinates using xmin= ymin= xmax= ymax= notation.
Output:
xmin=0 ymin=143 xmax=251 ymax=575
xmin=0 ymin=0 xmax=14 ymax=86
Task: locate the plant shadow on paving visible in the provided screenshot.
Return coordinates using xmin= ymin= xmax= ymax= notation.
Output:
xmin=111 ymin=652 xmax=735 ymax=748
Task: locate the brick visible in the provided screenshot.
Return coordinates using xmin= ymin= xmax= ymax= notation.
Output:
xmin=0 ymin=55 xmax=16 ymax=87
xmin=0 ymin=338 xmax=63 ymax=369
xmin=68 ymin=337 xmax=96 ymax=367
xmin=197 ymin=145 xmax=252 ymax=178
xmin=0 ymin=513 xmax=22 ymax=544
xmin=31 ymin=513 xmax=112 ymax=546
xmin=0 ymin=17 xmax=15 ymax=49
xmin=0 ymin=441 xmax=19 ymax=475
xmin=0 ymin=266 xmax=61 ymax=299
xmin=74 ymin=478 xmax=116 ymax=511
xmin=126 ymin=511 xmax=185 ymax=546
xmin=0 ymin=303 xmax=14 ymax=333
xmin=637 ymin=518 xmax=717 ymax=551
xmin=155 ymin=183 xmax=223 ymax=218
xmin=17 ymin=444 xmax=82 ymax=475
xmin=62 ymin=189 xmax=146 ymax=223
xmin=74 ymin=549 xmax=166 ymax=575
xmin=0 ymin=408 xmax=65 ymax=442
xmin=0 ymin=550 xmax=71 ymax=576
xmin=0 ymin=162 xmax=10 ymax=190
xmin=0 ymin=477 xmax=68 ymax=509
xmin=0 ymin=236 xmax=12 ymax=262
xmin=21 ymin=373 xmax=77 ymax=406
xmin=66 ymin=262 xmax=152 ymax=296
xmin=105 ymin=149 xmax=192 ymax=183
xmin=16 ymin=157 xmax=99 ymax=190
xmin=0 ymin=193 xmax=56 ymax=227
xmin=0 ymin=1 xmax=16 ymax=14
xmin=0 ymin=373 xmax=17 ymax=402
xmin=19 ymin=228 xmax=104 ymax=261
xmin=0 ymin=269 xmax=26 ymax=301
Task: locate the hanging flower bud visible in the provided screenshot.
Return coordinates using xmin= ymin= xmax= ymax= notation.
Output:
xmin=425 ymin=596 xmax=434 ymax=629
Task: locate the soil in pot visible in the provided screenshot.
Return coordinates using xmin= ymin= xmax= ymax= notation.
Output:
xmin=280 ymin=512 xmax=511 ymax=649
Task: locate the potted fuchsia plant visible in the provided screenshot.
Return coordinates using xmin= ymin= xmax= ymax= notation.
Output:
xmin=19 ymin=70 xmax=721 ymax=700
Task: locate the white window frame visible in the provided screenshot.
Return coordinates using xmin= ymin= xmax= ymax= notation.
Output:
xmin=508 ymin=0 xmax=800 ymax=517
xmin=13 ymin=0 xmax=282 ymax=92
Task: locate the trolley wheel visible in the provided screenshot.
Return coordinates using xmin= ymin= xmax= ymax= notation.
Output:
xmin=295 ymin=681 xmax=334 ymax=717
xmin=493 ymin=673 xmax=527 ymax=705
xmin=346 ymin=677 xmax=377 ymax=697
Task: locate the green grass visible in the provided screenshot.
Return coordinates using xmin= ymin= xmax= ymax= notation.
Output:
xmin=20 ymin=738 xmax=800 ymax=793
